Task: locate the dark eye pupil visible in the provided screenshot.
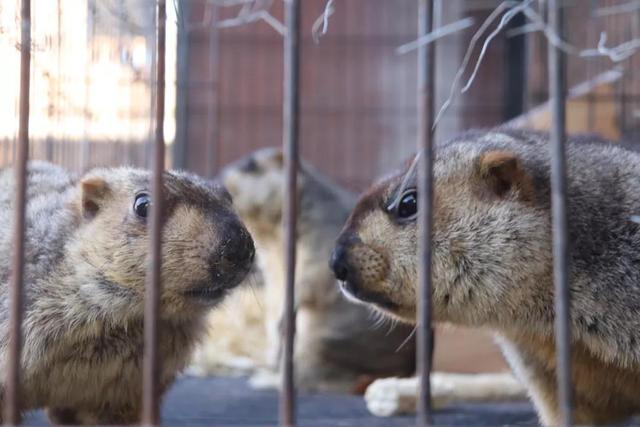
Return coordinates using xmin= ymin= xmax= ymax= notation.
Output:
xmin=398 ymin=191 xmax=417 ymax=218
xmin=134 ymin=194 xmax=150 ymax=218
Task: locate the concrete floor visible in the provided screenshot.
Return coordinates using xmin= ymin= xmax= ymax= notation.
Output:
xmin=23 ymin=375 xmax=539 ymax=426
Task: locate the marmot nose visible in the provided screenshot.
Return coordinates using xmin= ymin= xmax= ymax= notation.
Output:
xmin=223 ymin=227 xmax=255 ymax=266
xmin=330 ymin=245 xmax=349 ymax=281
xmin=212 ymin=223 xmax=255 ymax=286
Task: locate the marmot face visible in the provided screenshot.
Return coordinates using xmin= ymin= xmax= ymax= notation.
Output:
xmin=71 ymin=167 xmax=255 ymax=317
xmin=331 ymin=140 xmax=550 ymax=326
xmin=220 ymin=147 xmax=292 ymax=230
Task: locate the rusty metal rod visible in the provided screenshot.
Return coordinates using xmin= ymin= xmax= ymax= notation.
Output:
xmin=416 ymin=0 xmax=435 ymax=425
xmin=4 ymin=0 xmax=31 ymax=423
xmin=548 ymin=1 xmax=572 ymax=426
xmin=280 ymin=0 xmax=300 ymax=425
xmin=205 ymin=3 xmax=220 ymax=178
xmin=148 ymin=2 xmax=158 ymax=171
xmin=142 ymin=0 xmax=166 ymax=425
xmin=174 ymin=0 xmax=188 ymax=171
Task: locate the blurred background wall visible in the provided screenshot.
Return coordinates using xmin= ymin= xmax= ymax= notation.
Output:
xmin=176 ymin=0 xmax=640 ymax=189
xmin=2 ymin=1 xmax=639 ymax=183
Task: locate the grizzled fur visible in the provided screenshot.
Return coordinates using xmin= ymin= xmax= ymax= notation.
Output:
xmin=0 ymin=161 xmax=254 ymax=424
xmin=221 ymin=148 xmax=416 ymax=393
xmin=332 ymin=128 xmax=640 ymax=426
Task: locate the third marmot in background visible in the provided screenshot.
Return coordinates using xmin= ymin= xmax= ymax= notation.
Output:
xmin=331 ymin=128 xmax=640 ymax=426
xmin=221 ymin=148 xmax=416 ymax=393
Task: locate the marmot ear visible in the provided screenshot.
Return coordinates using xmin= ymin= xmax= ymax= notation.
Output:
xmin=79 ymin=176 xmax=109 ymax=219
xmin=478 ymin=150 xmax=532 ymax=199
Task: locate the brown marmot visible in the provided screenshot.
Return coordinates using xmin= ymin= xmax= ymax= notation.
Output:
xmin=0 ymin=161 xmax=254 ymax=425
xmin=331 ymin=128 xmax=640 ymax=426
xmin=221 ymin=148 xmax=416 ymax=393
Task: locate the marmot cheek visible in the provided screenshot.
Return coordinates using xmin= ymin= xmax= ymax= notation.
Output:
xmin=349 ymin=245 xmax=388 ymax=284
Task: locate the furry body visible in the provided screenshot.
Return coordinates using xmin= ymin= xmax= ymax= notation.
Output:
xmin=0 ymin=161 xmax=254 ymax=424
xmin=332 ymin=129 xmax=640 ymax=425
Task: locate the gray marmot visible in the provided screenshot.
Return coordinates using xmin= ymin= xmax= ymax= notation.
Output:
xmin=221 ymin=148 xmax=416 ymax=393
xmin=331 ymin=128 xmax=640 ymax=426
xmin=0 ymin=161 xmax=254 ymax=424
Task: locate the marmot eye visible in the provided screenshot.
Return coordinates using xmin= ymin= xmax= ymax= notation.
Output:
xmin=134 ymin=193 xmax=150 ymax=218
xmin=396 ymin=190 xmax=418 ymax=219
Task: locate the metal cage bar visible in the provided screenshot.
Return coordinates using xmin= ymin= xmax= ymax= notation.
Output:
xmin=142 ymin=0 xmax=167 ymax=424
xmin=548 ymin=1 xmax=572 ymax=426
xmin=174 ymin=0 xmax=189 ymax=171
xmin=205 ymin=3 xmax=220 ymax=178
xmin=280 ymin=0 xmax=300 ymax=425
xmin=4 ymin=0 xmax=31 ymax=423
xmin=504 ymin=2 xmax=527 ymax=120
xmin=416 ymin=0 xmax=435 ymax=425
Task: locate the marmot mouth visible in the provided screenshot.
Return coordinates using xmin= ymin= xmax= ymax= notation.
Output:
xmin=338 ymin=281 xmax=398 ymax=310
xmin=183 ymin=287 xmax=228 ymax=302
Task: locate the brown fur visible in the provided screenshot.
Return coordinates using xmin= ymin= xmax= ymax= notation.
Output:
xmin=0 ymin=161 xmax=254 ymax=424
xmin=331 ymin=128 xmax=640 ymax=426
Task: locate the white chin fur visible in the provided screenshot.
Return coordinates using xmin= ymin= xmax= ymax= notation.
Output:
xmin=338 ymin=281 xmax=365 ymax=305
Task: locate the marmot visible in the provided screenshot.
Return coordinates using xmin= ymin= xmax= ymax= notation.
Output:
xmin=0 ymin=161 xmax=254 ymax=424
xmin=331 ymin=128 xmax=640 ymax=426
xmin=221 ymin=148 xmax=416 ymax=392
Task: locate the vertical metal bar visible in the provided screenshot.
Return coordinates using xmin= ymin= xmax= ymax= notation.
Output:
xmin=3 ymin=139 xmax=9 ymax=167
xmin=46 ymin=0 xmax=62 ymax=163
xmin=280 ymin=0 xmax=300 ymax=425
xmin=585 ymin=4 xmax=596 ymax=133
xmin=205 ymin=4 xmax=220 ymax=178
xmin=142 ymin=0 xmax=166 ymax=425
xmin=548 ymin=1 xmax=572 ymax=426
xmin=82 ymin=0 xmax=96 ymax=171
xmin=416 ymin=0 xmax=435 ymax=426
xmin=4 ymin=0 xmax=31 ymax=423
xmin=504 ymin=1 xmax=527 ymax=120
xmin=173 ymin=0 xmax=190 ymax=171
xmin=148 ymin=0 xmax=159 ymax=170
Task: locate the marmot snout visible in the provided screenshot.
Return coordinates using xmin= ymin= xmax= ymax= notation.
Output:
xmin=0 ymin=161 xmax=254 ymax=424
